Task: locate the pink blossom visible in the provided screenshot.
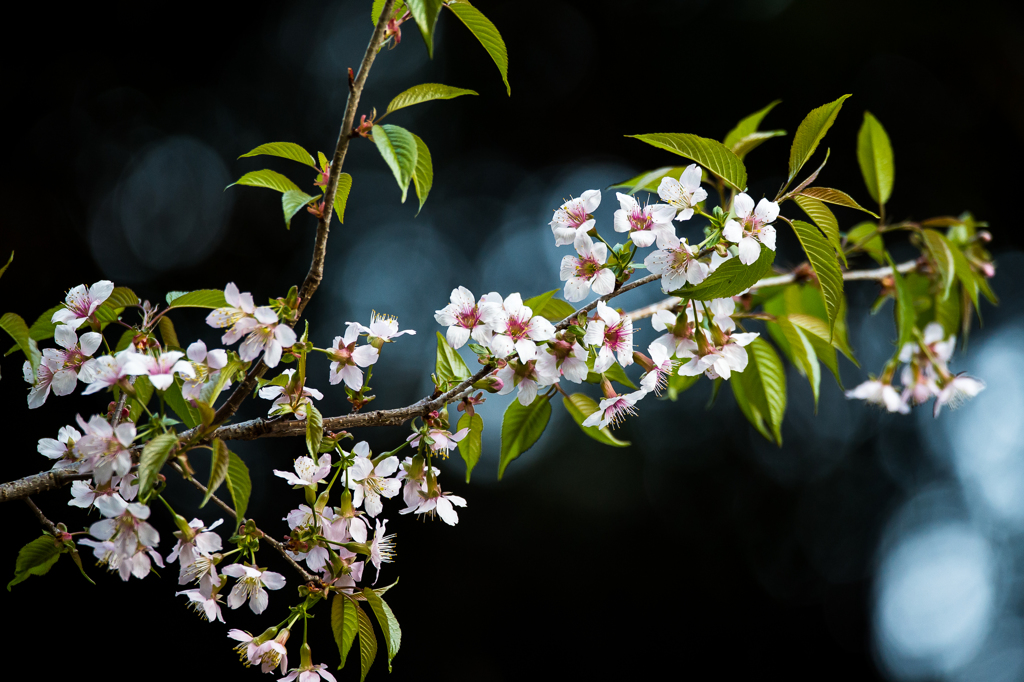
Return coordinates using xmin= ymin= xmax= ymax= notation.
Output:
xmin=205 ymin=282 xmax=256 ymax=343
xmin=259 ymin=369 xmax=323 ymax=419
xmin=559 ymin=232 xmax=615 ymax=303
xmin=535 ymin=339 xmax=589 ymax=384
xmin=582 ymin=389 xmax=649 ymax=429
xmin=75 ymin=414 xmax=137 ymax=484
xmin=327 ymin=322 xmax=379 ymax=390
xmin=480 ymin=293 xmax=555 ymax=360
xmin=181 ymin=340 xmax=229 ymax=401
xmin=722 ymin=193 xmax=779 ymax=265
xmin=124 ymin=350 xmax=195 ymax=391
xmin=221 ymin=564 xmax=286 ymax=615
xmin=434 ymin=287 xmax=498 ymax=349
xmin=550 ymin=189 xmax=601 ymax=246
xmin=238 ymin=307 xmax=297 ymax=368
xmin=645 ymin=236 xmax=709 ymax=291
xmin=583 ymin=302 xmax=634 ymax=372
xmin=51 ymin=280 xmax=114 ymax=328
xmin=406 ymin=427 xmax=470 ymax=455
xmin=613 ymin=192 xmax=677 ymax=248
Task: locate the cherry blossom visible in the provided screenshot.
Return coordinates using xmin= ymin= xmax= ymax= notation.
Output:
xmin=583 ymin=302 xmax=634 ymax=372
xmin=613 ymin=192 xmax=677 ymax=248
xmin=327 ymin=323 xmax=378 ymax=390
xmin=259 ymin=369 xmax=323 ymax=419
xmin=434 ymin=287 xmax=498 ymax=349
xmin=644 ymin=236 xmax=709 ymax=291
xmin=221 ymin=564 xmax=286 ymax=615
xmin=550 ymin=189 xmax=601 ymax=246
xmin=354 ymin=311 xmax=416 ymax=344
xmin=722 ymin=193 xmax=779 ymax=265
xmin=23 ymin=357 xmax=61 ymax=409
xmin=84 ymin=494 xmax=163 ymax=581
xmin=124 ymin=350 xmax=196 ymax=391
xmin=845 ymin=379 xmax=910 ymax=414
xmin=559 ymin=232 xmax=615 ymax=303
xmin=284 ymin=504 xmax=337 ymax=572
xmin=401 ymin=486 xmax=467 ymax=526
xmin=167 ymin=518 xmax=224 ymax=587
xmin=77 ymin=349 xmax=137 ymax=396
xmin=51 ymin=280 xmax=114 ymax=328
xmin=347 ymin=445 xmax=401 ymax=517
xmin=651 ymin=310 xmax=697 ymax=358
xmin=480 ymin=293 xmax=556 ymax=360
xmin=637 ymin=342 xmax=676 ymax=395
xmin=181 ymin=340 xmax=229 ymax=401
xmin=395 ymin=456 xmax=439 ymax=511
xmin=657 ymin=165 xmax=707 ymax=221
xmin=535 ymin=339 xmax=590 ymax=384
xmin=582 ymin=388 xmax=649 ymax=429
xmin=237 ymin=307 xmax=297 ymax=368
xmin=38 ymin=424 xmax=82 ymax=469
xmin=406 ymin=427 xmax=470 ymax=455
xmin=205 ymin=283 xmax=257 ymax=343
xmin=228 ymin=629 xmax=289 ymax=673
xmin=349 ymin=517 xmax=396 ymax=582
xmin=496 ymin=357 xmax=559 ymax=406
xmin=274 ymin=454 xmax=332 ymax=488
xmin=677 ymin=330 xmax=759 ymax=380
xmin=176 ymin=588 xmax=225 ymax=623
xmin=76 ymin=414 xmax=136 ymax=484
xmin=280 ymin=646 xmax=338 ymax=682
xmin=43 ymin=325 xmax=103 ymax=394
xmin=933 ymin=374 xmax=985 ymax=417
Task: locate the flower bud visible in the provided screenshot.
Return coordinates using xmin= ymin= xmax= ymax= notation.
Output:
xmin=977 ymin=230 xmax=992 ymax=243
xmin=473 ymin=375 xmax=504 ymax=393
xmin=632 ymin=352 xmax=656 ymax=373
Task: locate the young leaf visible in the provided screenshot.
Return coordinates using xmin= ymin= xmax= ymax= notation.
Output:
xmin=224 ymin=450 xmax=251 ymax=521
xmin=7 ymin=536 xmax=60 ymax=591
xmin=167 ymin=290 xmax=228 ymax=309
xmin=670 ymin=245 xmax=775 ymax=300
xmin=446 ymin=0 xmax=511 ymax=95
xmin=203 ymin=439 xmax=231 ymax=508
xmin=435 ymin=331 xmax=471 ymax=384
xmin=888 ymin=255 xmax=916 ymax=350
xmin=334 ymin=172 xmax=353 ymax=224
xmin=372 ymin=0 xmax=407 ymax=25
xmin=405 ymin=0 xmax=445 ymax=56
xmin=238 ymin=142 xmax=316 ymax=168
xmin=846 ymin=222 xmax=885 ymax=264
xmin=0 ymin=251 xmax=12 ymax=280
xmin=410 ymin=133 xmax=433 ymax=214
xmin=306 ymin=404 xmax=324 ymax=458
xmin=788 ymin=313 xmax=846 ymax=380
xmin=333 ymin=594 xmax=359 ymax=669
xmin=562 ymin=393 xmax=630 ymax=448
xmin=793 ymin=195 xmax=846 ymax=266
xmin=228 ymin=169 xmax=301 ymax=194
xmin=0 ymin=312 xmax=40 ymax=375
xmin=797 ymin=187 xmax=879 ymax=218
xmin=386 ymin=83 xmax=478 ymax=116
xmin=729 ymin=130 xmax=786 ymax=160
xmin=857 ymin=111 xmax=895 ymax=206
xmin=25 ymin=305 xmax=63 ymax=343
xmin=789 ymin=219 xmax=844 ymax=339
xmin=128 ymin=375 xmax=154 ymax=423
xmin=523 ymin=289 xmax=576 ymax=322
xmin=456 ymin=412 xmax=483 ymax=483
xmin=921 ymin=229 xmax=956 ymax=299
xmin=138 ymin=433 xmax=178 ymax=500
xmin=788 ymin=95 xmax=852 ymax=185
xmin=949 ymin=240 xmax=981 ymax=310
xmin=723 ymin=100 xmax=781 ymax=149
xmin=371 ymin=124 xmax=418 ymax=203
xmin=362 ymin=588 xmax=401 ymax=672
xmin=730 ymin=376 xmax=773 ymax=443
xmin=93 ymin=287 xmax=139 ymax=325
xmin=608 ymin=166 xmax=685 ymax=196
xmin=158 ymin=316 xmax=180 ymax=349
xmin=282 ymin=190 xmax=317 ymax=229
xmin=162 ymin=381 xmax=200 ymax=428
xmin=776 ymin=316 xmax=821 ymax=409
xmin=499 ymin=395 xmax=551 ymax=479
xmin=627 ymin=133 xmax=747 ymax=191
xmin=357 ymin=604 xmax=378 ymax=682
xmin=737 ymin=338 xmax=787 ymax=445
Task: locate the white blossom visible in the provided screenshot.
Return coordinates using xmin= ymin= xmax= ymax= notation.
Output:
xmin=657 ymin=165 xmax=707 ymax=221
xmin=550 ymin=189 xmax=601 ymax=246
xmin=722 ymin=193 xmax=778 ymax=265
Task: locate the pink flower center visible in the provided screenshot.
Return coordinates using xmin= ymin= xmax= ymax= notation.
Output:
xmin=331 ymin=343 xmax=355 ymax=366
xmin=505 ymin=314 xmax=532 ymax=341
xmin=669 ymin=247 xmax=695 ymax=272
xmin=742 ymin=215 xmax=765 ymax=237
xmin=629 ymin=207 xmax=653 ymax=231
xmin=456 ymin=306 xmax=482 ymax=329
xmin=65 ymin=292 xmax=95 ymax=319
xmin=603 ymin=322 xmax=629 ymax=352
xmin=604 ymin=397 xmax=639 ymax=427
xmin=573 ymin=255 xmax=602 ymax=278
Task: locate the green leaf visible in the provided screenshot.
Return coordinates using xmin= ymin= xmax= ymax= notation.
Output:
xmin=0 ymin=312 xmax=40 ymax=375
xmin=410 ymin=134 xmax=433 ymax=214
xmin=405 ymin=0 xmax=444 ymax=56
xmin=7 ymin=536 xmax=60 ymax=591
xmin=94 ymin=287 xmax=140 ymax=325
xmin=157 ymin=316 xmax=179 ymax=349
xmin=670 ymin=245 xmax=775 ymax=300
xmin=522 ymin=289 xmax=576 ymax=322
xmin=333 ymin=594 xmax=359 ymax=670
xmin=162 ymin=380 xmax=200 ymax=428
xmin=933 ymin=287 xmax=961 ymax=338
xmin=921 ymin=229 xmax=956 ymax=299
xmin=729 ymin=130 xmax=787 ymax=160
xmin=498 ymin=395 xmax=551 ymax=479
xmin=627 ymin=133 xmax=747 ymax=191
xmin=238 ymin=142 xmax=316 ymax=168
xmin=857 ymin=111 xmax=895 ymax=206
xmin=789 ymin=312 xmax=846 ymax=381
xmin=334 ymin=172 xmax=353 ymax=224
xmin=362 ymin=588 xmax=401 ymax=672
xmin=386 ymin=83 xmax=478 ymax=116
xmin=730 ymin=375 xmax=773 ymax=443
xmin=723 ymin=100 xmax=781 ymax=149
xmin=357 ymin=604 xmax=378 ymax=682
xmin=371 ymin=124 xmax=418 ymax=203
xmin=788 ymin=95 xmax=851 ymax=185
xmin=789 ymin=220 xmax=844 ymax=340
xmin=138 ymin=433 xmax=177 ymax=500
xmin=228 ymin=169 xmax=302 ymax=194
xmin=562 ymin=394 xmax=630 ymax=448
xmin=603 ymin=362 xmax=638 ymax=390
xmin=306 ymin=404 xmax=324 ymax=458
xmin=949 ymin=239 xmax=981 ymax=310
xmin=608 ymin=167 xmax=684 ymax=195
xmin=0 ymin=251 xmax=12 ymax=280
xmin=889 ymin=255 xmax=916 ymax=350
xmin=224 ymin=450 xmax=251 ymax=521
xmin=282 ymin=190 xmax=317 ymax=229
xmin=372 ymin=0 xmax=406 ymax=25
xmin=446 ymin=0 xmax=510 ymax=95
xmin=435 ymin=331 xmax=471 ymax=385
xmin=128 ymin=375 xmax=154 ymax=423
xmin=26 ymin=305 xmax=63 ymax=342
xmin=846 ymin=222 xmax=885 ymax=265
xmin=456 ymin=412 xmax=483 ymax=483
xmin=167 ymin=289 xmax=228 ymax=309
xmin=666 ymin=373 xmax=700 ymax=401
xmin=797 ymin=187 xmax=879 ymax=219
xmin=793 ymin=195 xmax=846 ymax=266
xmin=776 ymin=316 xmax=821 ymax=409
xmin=203 ymin=439 xmax=230 ymax=508
xmin=737 ymin=338 xmax=787 ymax=445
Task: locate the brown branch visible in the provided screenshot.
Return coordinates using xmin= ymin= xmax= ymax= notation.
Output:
xmin=170 ymin=462 xmax=318 ymax=585
xmin=0 ymin=470 xmax=91 ymax=504
xmin=211 ymin=0 xmax=397 ymax=427
xmin=24 ymin=497 xmax=59 ymax=536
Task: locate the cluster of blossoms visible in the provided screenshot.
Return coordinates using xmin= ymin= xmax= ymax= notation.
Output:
xmin=845 ymin=322 xmax=985 ymax=416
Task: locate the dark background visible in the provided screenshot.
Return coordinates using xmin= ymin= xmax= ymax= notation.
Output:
xmin=3 ymin=0 xmax=1024 ymax=680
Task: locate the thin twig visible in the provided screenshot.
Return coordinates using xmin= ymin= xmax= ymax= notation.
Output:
xmin=24 ymin=497 xmax=59 ymax=536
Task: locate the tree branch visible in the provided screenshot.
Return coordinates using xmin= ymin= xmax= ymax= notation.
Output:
xmin=211 ymin=0 xmax=397 ymax=427
xmin=24 ymin=497 xmax=59 ymax=536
